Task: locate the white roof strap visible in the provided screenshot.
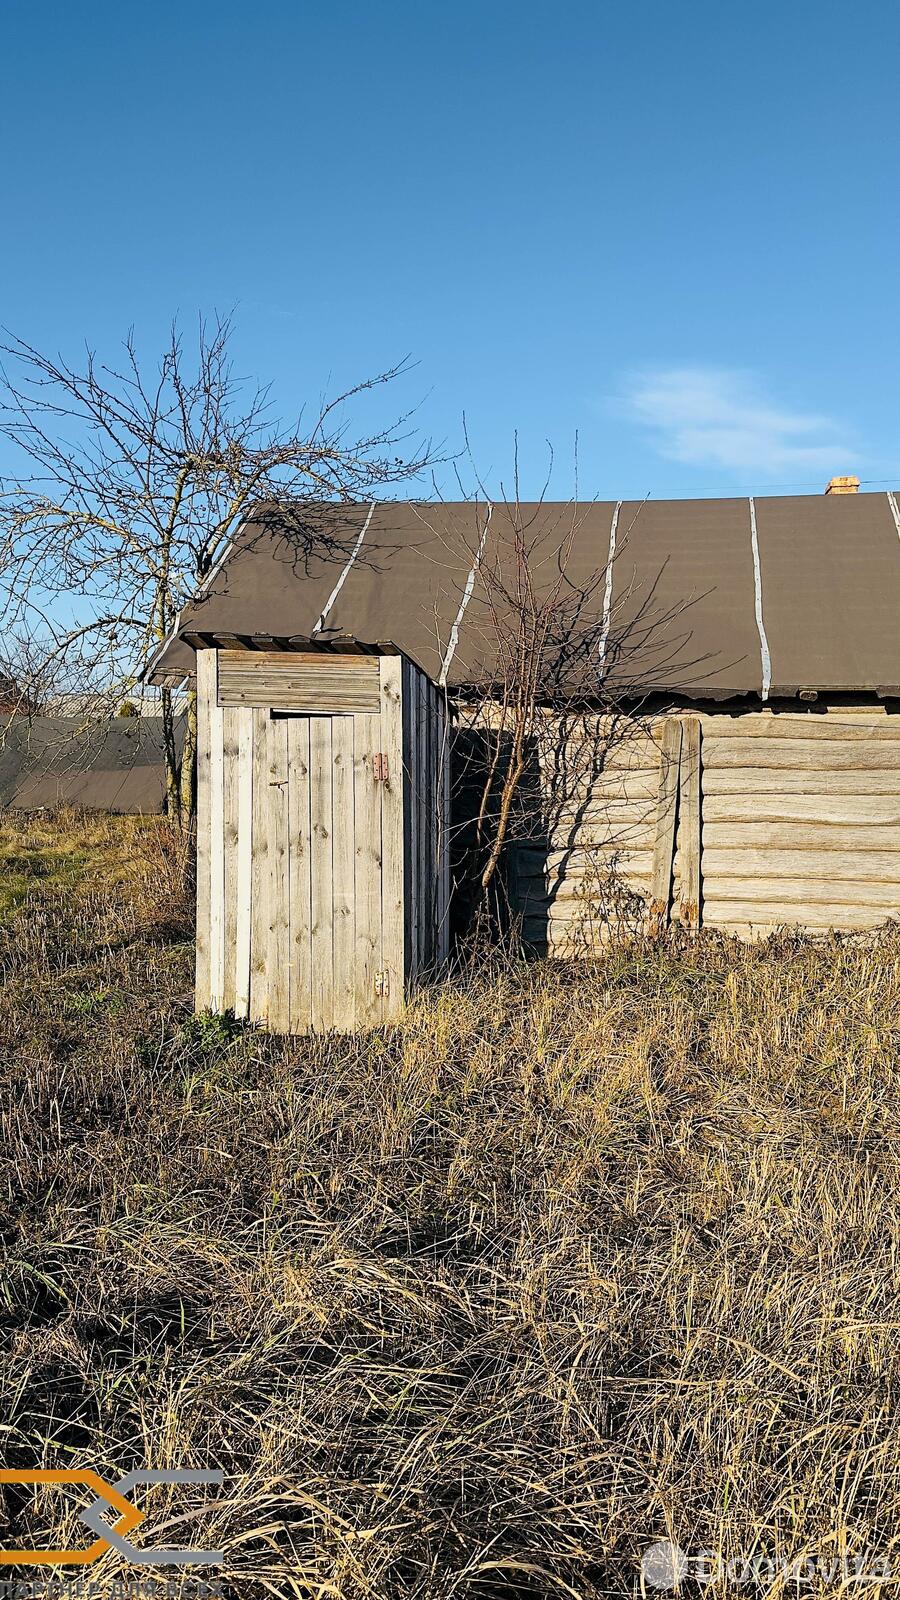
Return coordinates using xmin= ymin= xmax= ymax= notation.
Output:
xmin=887 ymin=490 xmax=900 ymax=541
xmin=439 ymin=503 xmax=493 ymax=687
xmin=748 ymin=496 xmax=772 ymax=702
xmin=312 ymin=500 xmax=376 ymax=635
xmin=597 ymin=500 xmax=622 ymax=675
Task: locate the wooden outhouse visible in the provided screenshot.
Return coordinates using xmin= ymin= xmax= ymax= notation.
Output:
xmin=193 ymin=644 xmax=449 ymax=1031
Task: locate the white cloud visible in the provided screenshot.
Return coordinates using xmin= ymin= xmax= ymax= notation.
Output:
xmin=618 ymin=366 xmax=857 ymax=479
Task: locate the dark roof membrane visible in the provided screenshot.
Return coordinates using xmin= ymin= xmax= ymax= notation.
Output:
xmin=0 ymin=717 xmax=181 ymax=812
xmin=146 ymin=493 xmax=900 ymax=699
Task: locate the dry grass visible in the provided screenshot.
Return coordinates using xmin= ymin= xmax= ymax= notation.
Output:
xmin=1 ymin=814 xmax=900 ymax=1596
xmin=0 ymin=807 xmax=190 ymax=915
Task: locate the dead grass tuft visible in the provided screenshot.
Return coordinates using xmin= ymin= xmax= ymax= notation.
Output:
xmin=1 ymin=815 xmax=899 ymax=1596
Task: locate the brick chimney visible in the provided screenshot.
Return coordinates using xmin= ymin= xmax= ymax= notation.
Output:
xmin=824 ymin=475 xmax=860 ymax=494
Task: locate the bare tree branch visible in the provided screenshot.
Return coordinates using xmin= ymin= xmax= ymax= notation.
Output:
xmin=0 ymin=314 xmax=438 ymax=817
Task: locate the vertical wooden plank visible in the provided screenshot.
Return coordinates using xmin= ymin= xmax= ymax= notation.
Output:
xmin=413 ymin=666 xmax=425 ymax=971
xmin=288 ymin=717 xmax=313 ymax=1033
xmin=354 ymin=712 xmax=383 ymax=1027
xmin=414 ymin=670 xmax=424 ymax=971
xmin=208 ymin=665 xmax=226 ymax=1011
xmin=400 ymin=659 xmax=413 ymax=981
xmin=428 ymin=681 xmax=439 ymax=964
xmin=429 ymin=684 xmax=438 ymax=966
xmin=404 ymin=660 xmax=420 ymax=978
xmin=194 ymin=649 xmax=215 ymax=1013
xmin=436 ymin=691 xmax=451 ymax=965
xmin=443 ymin=694 xmax=452 ymax=963
xmin=679 ymin=717 xmax=702 ymax=933
xmin=233 ymin=709 xmax=253 ymax=1018
xmin=649 ymin=717 xmax=683 ymax=933
xmin=379 ymin=656 xmax=405 ymax=1019
xmin=429 ymin=681 xmax=438 ymax=953
xmin=309 ymin=716 xmax=335 ymax=1031
xmin=331 ymin=716 xmax=356 ymax=1030
xmin=221 ymin=706 xmax=241 ymax=1013
xmin=267 ymin=715 xmax=291 ymax=1032
xmin=421 ymin=673 xmax=434 ymax=968
xmin=419 ymin=669 xmax=430 ymax=969
xmin=249 ymin=707 xmax=270 ymax=1023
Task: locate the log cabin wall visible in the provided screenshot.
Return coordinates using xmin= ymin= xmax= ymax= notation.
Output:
xmin=698 ymin=710 xmax=900 ymax=936
xmin=195 ymin=647 xmax=449 ymax=1033
xmin=508 ymin=706 xmax=900 ymax=950
xmin=511 ymin=712 xmax=662 ymax=954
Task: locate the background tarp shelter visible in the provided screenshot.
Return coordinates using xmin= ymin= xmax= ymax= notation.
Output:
xmin=0 ymin=717 xmax=182 ymax=813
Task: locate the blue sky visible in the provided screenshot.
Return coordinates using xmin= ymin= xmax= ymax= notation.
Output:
xmin=2 ymin=0 xmax=898 ymax=501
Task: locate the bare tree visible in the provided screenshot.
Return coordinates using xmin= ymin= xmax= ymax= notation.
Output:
xmin=444 ymin=450 xmax=704 ymax=949
xmin=0 ymin=315 xmax=435 ymax=817
xmin=0 ymin=629 xmax=49 ymax=718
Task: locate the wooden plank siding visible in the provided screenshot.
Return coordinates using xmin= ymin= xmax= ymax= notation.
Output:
xmin=208 ymin=686 xmax=226 ymax=1010
xmin=249 ymin=707 xmax=270 ymax=1022
xmin=512 ymin=714 xmax=660 ymax=953
xmin=379 ymin=655 xmax=405 ymax=1018
xmin=266 ymin=715 xmax=291 ymax=1031
xmin=698 ymin=712 xmax=900 ymax=935
xmin=353 ymin=713 xmax=384 ymax=1028
xmin=508 ymin=707 xmax=900 ymax=951
xmin=194 ymin=649 xmax=216 ymax=1010
xmin=287 ymin=717 xmax=313 ymax=1030
xmin=675 ymin=717 xmax=701 ymax=931
xmin=234 ymin=712 xmax=253 ymax=1017
xmin=402 ymin=656 xmax=420 ymax=977
xmin=308 ymin=714 xmax=335 ymax=1030
xmin=399 ymin=670 xmax=446 ymax=977
xmin=194 ymin=647 xmax=450 ymax=1032
xmin=331 ymin=716 xmax=356 ymax=1029
xmin=218 ymin=651 xmax=381 ymax=713
xmin=221 ymin=706 xmax=242 ymax=1013
xmin=648 ymin=718 xmax=683 ymax=934
xmin=437 ymin=686 xmax=451 ymax=964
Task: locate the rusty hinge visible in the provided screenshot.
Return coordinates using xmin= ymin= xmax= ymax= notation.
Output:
xmin=373 ymin=752 xmax=389 ymax=782
xmin=374 ymin=970 xmax=390 ymax=998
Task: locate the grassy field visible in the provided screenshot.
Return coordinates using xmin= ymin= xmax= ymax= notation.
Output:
xmin=0 ymin=809 xmax=175 ymax=915
xmin=1 ymin=812 xmax=900 ymax=1597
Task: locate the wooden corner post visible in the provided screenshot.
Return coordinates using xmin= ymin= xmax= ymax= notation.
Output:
xmin=379 ymin=655 xmax=405 ymax=1021
xmin=648 ymin=717 xmax=683 ymax=934
xmin=678 ymin=717 xmax=702 ymax=933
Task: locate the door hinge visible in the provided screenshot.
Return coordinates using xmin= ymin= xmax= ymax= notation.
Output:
xmin=374 ymin=970 xmax=390 ymax=997
xmin=373 ymin=752 xmax=389 ymax=782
